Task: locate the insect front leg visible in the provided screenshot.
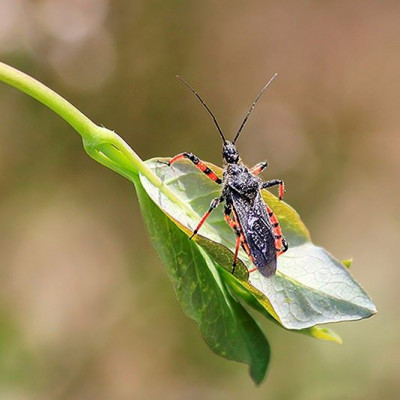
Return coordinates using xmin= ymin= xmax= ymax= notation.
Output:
xmin=190 ymin=195 xmax=225 ymax=239
xmin=159 ymin=152 xmax=222 ymax=184
xmin=261 ymin=179 xmax=285 ymax=200
xmin=250 ymin=161 xmax=268 ymax=176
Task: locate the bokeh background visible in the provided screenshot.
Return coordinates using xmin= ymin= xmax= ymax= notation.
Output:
xmin=0 ymin=1 xmax=398 ymax=399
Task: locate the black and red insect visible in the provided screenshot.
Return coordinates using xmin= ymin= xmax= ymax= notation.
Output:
xmin=161 ymin=74 xmax=288 ymax=277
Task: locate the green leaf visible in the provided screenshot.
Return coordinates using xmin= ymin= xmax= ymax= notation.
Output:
xmin=300 ymin=326 xmax=343 ymax=344
xmin=342 ymin=258 xmax=353 ymax=269
xmin=219 ymin=268 xmax=342 ymax=344
xmin=140 ymin=159 xmax=377 ymax=330
xmin=134 ymin=178 xmax=271 ymax=384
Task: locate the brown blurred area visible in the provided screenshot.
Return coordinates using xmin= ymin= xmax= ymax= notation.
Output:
xmin=0 ymin=1 xmax=399 ymax=398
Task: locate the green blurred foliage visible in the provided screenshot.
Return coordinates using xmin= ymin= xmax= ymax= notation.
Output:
xmin=0 ymin=0 xmax=398 ymax=398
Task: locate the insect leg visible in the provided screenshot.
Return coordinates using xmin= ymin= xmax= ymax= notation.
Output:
xmin=160 ymin=152 xmax=222 ymax=184
xmin=266 ymin=205 xmax=288 ymax=256
xmin=250 ymin=161 xmax=268 ymax=176
xmin=224 ymin=205 xmax=240 ymax=233
xmin=225 ymin=206 xmax=258 ymax=274
xmin=261 ymin=179 xmax=285 ymax=200
xmin=224 ymin=205 xmax=242 ymax=274
xmin=232 ymin=236 xmax=241 ymax=275
xmin=190 ymin=195 xmax=224 ymax=239
xmin=277 ymin=237 xmax=289 ymax=256
xmin=238 ymin=232 xmax=257 ymax=273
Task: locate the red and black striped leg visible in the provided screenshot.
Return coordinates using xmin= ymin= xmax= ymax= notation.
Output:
xmin=190 ymin=196 xmax=224 ymax=239
xmin=277 ymin=237 xmax=288 ymax=256
xmin=160 ymin=152 xmax=222 ymax=184
xmin=225 ymin=207 xmax=257 ymax=274
xmin=266 ymin=205 xmax=288 ymax=256
xmin=261 ymin=179 xmax=285 ymax=200
xmin=250 ymin=161 xmax=268 ymax=176
xmin=239 ymin=234 xmax=257 ymax=274
xmin=224 ymin=206 xmax=242 ymax=274
xmin=224 ymin=206 xmax=240 ymax=234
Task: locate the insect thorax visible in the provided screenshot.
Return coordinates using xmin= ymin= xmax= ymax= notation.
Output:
xmin=227 ymin=167 xmax=260 ymax=199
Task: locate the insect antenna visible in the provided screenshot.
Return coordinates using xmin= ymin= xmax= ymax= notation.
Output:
xmin=176 ymin=75 xmax=226 ymax=143
xmin=232 ymin=73 xmax=278 ymax=145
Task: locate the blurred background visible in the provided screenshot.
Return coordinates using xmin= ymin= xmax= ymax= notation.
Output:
xmin=0 ymin=1 xmax=398 ymax=399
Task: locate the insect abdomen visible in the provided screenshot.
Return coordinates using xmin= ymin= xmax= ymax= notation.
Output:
xmin=231 ymin=192 xmax=277 ymax=277
xmin=247 ymin=219 xmax=277 ymax=277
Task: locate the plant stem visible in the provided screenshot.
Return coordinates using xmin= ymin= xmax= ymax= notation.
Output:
xmin=0 ymin=61 xmax=96 ymax=141
xmin=0 ymin=61 xmax=199 ymax=219
xmin=0 ymin=61 xmax=142 ymax=178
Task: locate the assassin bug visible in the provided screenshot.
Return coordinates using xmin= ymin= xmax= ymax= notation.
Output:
xmin=160 ymin=74 xmax=288 ymax=277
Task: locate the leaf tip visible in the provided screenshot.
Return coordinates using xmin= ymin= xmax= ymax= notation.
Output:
xmin=341 ymin=258 xmax=353 ymax=269
xmin=301 ymin=326 xmax=343 ymax=344
xmin=249 ymin=364 xmax=268 ymax=386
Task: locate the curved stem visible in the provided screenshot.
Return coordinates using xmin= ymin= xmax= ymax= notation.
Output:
xmin=0 ymin=61 xmax=96 ymax=140
xmin=0 ymin=61 xmax=143 ymax=177
xmin=0 ymin=61 xmax=198 ymax=217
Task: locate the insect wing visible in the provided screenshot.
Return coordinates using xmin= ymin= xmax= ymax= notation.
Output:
xmin=231 ymin=191 xmax=277 ymax=277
